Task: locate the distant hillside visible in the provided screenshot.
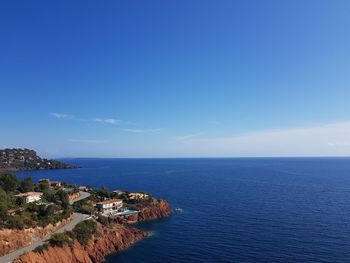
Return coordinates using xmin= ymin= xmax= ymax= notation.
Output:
xmin=0 ymin=148 xmax=76 ymax=171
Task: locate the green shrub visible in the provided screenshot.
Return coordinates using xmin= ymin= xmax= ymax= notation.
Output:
xmin=19 ymin=176 xmax=33 ymax=192
xmin=96 ymin=215 xmax=112 ymax=226
xmin=95 ymin=187 xmax=111 ymax=198
xmin=33 ymin=244 xmax=49 ymax=253
xmin=0 ymin=173 xmax=18 ymax=192
xmin=50 ymin=233 xmax=71 ymax=247
xmin=66 ymin=230 xmax=76 ymax=239
xmin=35 ymin=180 xmax=50 ymax=192
xmin=73 ymin=199 xmax=94 ymax=215
xmin=72 ymin=220 xmax=97 ymax=246
xmin=5 ymin=216 xmax=25 ymax=229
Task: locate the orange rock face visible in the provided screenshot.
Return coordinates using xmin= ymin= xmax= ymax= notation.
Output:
xmin=13 ymin=243 xmax=91 ymax=263
xmin=138 ymin=198 xmax=172 ymax=221
xmin=118 ymin=198 xmax=172 ymax=224
xmin=0 ymin=215 xmax=73 ymax=256
xmin=12 ymin=198 xmax=172 ymax=263
xmin=13 ymin=223 xmax=148 ymax=263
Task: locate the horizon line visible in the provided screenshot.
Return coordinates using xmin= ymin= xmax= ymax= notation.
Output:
xmin=55 ymin=155 xmax=350 ymax=160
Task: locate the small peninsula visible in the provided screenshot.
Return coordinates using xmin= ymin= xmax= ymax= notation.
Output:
xmin=0 ymin=148 xmax=76 ymax=171
xmin=0 ymin=173 xmax=172 ymax=263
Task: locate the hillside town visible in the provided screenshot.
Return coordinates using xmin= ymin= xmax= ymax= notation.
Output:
xmin=1 ymin=175 xmax=151 ymax=219
xmin=0 ymin=148 xmax=76 ymax=171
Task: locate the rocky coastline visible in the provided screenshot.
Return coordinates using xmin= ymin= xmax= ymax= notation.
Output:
xmin=116 ymin=198 xmax=172 ymax=224
xmin=13 ymin=199 xmax=172 ymax=263
xmin=13 ymin=223 xmax=148 ymax=263
xmin=0 ymin=148 xmax=76 ymax=171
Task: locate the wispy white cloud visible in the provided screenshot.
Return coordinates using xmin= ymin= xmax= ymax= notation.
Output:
xmin=50 ymin=113 xmax=122 ymax=125
xmin=94 ymin=118 xmax=121 ymax=125
xmin=50 ymin=112 xmax=74 ymax=119
xmin=171 ymin=122 xmax=350 ymax=157
xmin=123 ymin=128 xmax=161 ymax=133
xmin=173 ymin=132 xmax=203 ymax=141
xmin=327 ymin=141 xmax=350 ymax=147
xmin=68 ymin=139 xmax=107 ymax=144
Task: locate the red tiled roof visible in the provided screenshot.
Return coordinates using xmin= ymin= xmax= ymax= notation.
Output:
xmin=15 ymin=192 xmax=43 ymax=197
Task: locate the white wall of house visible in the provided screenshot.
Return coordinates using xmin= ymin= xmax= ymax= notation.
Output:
xmin=97 ymin=200 xmax=123 ymax=214
xmin=26 ymin=195 xmax=42 ymax=203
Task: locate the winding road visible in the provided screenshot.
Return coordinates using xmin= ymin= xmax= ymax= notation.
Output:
xmin=0 ymin=191 xmax=91 ymax=263
xmin=69 ymin=191 xmax=91 ymax=204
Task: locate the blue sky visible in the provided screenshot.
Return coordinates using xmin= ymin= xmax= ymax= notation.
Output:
xmin=1 ymin=0 xmax=350 ymax=157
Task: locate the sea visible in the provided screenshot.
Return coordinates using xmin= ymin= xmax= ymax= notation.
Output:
xmin=16 ymin=158 xmax=350 ymax=263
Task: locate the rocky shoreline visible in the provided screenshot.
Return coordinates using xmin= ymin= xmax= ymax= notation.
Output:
xmin=13 ymin=224 xmax=148 ymax=263
xmin=13 ymin=199 xmax=172 ymax=263
xmin=116 ymin=198 xmax=172 ymax=224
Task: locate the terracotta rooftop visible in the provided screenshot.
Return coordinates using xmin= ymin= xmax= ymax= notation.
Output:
xmin=15 ymin=192 xmax=43 ymax=197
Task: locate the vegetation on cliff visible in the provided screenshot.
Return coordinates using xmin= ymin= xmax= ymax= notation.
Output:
xmin=0 ymin=170 xmax=172 ymax=262
xmin=0 ymin=148 xmax=76 ymax=170
xmin=0 ymin=173 xmax=72 ymax=229
xmin=14 ymin=222 xmax=149 ymax=263
xmin=73 ymin=187 xmax=153 ymax=215
xmin=47 ymin=220 xmax=97 ymax=249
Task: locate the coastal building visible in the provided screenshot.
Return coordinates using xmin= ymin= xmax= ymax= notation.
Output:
xmin=113 ymin=189 xmax=125 ymax=195
xmin=79 ymin=186 xmax=89 ymax=191
xmin=15 ymin=192 xmax=43 ymax=203
xmin=95 ymin=199 xmax=124 ymax=215
xmin=128 ymin=192 xmax=150 ymax=200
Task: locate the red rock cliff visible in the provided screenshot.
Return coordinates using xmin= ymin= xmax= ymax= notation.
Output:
xmin=12 ymin=198 xmax=172 ymax=263
xmin=0 ymin=215 xmax=73 ymax=256
xmin=138 ymin=198 xmax=172 ymax=221
xmin=116 ymin=198 xmax=172 ymax=224
xmin=13 ymin=223 xmax=148 ymax=263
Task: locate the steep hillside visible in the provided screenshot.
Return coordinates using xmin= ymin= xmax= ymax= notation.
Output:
xmin=0 ymin=148 xmax=75 ymax=171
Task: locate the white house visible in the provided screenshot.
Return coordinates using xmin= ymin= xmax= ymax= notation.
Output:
xmin=15 ymin=192 xmax=43 ymax=203
xmin=95 ymin=199 xmax=123 ymax=215
xmin=79 ymin=186 xmax=89 ymax=191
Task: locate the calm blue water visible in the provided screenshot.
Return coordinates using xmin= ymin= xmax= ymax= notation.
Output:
xmin=16 ymin=158 xmax=350 ymax=263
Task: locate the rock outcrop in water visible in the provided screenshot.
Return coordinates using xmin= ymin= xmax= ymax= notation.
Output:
xmin=121 ymin=198 xmax=172 ymax=223
xmin=138 ymin=199 xmax=172 ymax=220
xmin=109 ymin=198 xmax=172 ymax=224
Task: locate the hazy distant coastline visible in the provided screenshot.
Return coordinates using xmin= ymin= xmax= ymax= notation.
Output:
xmin=0 ymin=148 xmax=76 ymax=171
